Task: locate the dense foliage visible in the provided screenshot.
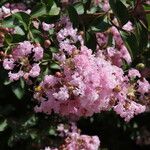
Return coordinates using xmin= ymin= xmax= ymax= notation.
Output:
xmin=0 ymin=0 xmax=150 ymax=149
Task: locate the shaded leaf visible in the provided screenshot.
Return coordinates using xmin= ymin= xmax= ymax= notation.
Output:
xmin=109 ymin=0 xmax=129 ymax=25
xmin=68 ymin=6 xmax=79 ymax=28
xmin=0 ymin=119 xmax=8 ymax=132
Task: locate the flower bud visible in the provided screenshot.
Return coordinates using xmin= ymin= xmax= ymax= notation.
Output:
xmin=44 ymin=40 xmax=51 ymax=48
xmin=79 ymin=31 xmax=84 ymax=36
xmin=55 ymin=72 xmax=63 ymax=78
xmin=113 ymin=85 xmax=121 ymax=92
xmin=0 ymin=32 xmax=5 ymax=38
xmin=136 ymin=63 xmax=145 ymax=70
xmin=34 ymin=42 xmax=41 ymax=47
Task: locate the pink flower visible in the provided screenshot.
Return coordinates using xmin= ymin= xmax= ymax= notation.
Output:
xmin=42 ymin=22 xmax=54 ymax=31
xmin=33 ymin=18 xmax=146 ymax=122
xmin=3 ymin=41 xmax=43 ymax=81
xmin=33 ymin=46 xmax=43 ymax=61
xmin=137 ymin=79 xmax=150 ymax=94
xmin=12 ymin=41 xmax=34 ymax=60
xmin=122 ymin=21 xmax=133 ymax=32
xmin=102 ymin=1 xmax=110 ymax=12
xmin=29 ymin=64 xmax=40 ymax=77
xmin=53 ymin=86 xmax=69 ymax=101
xmin=114 ymin=101 xmax=146 ymax=122
xmin=8 ymin=71 xmax=24 ymax=81
xmin=128 ymin=68 xmax=141 ymax=78
xmin=120 ymin=45 xmax=131 ymax=64
xmin=3 ymin=58 xmax=15 ymax=70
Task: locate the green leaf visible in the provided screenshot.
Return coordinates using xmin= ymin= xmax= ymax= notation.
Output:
xmin=38 ymin=15 xmax=60 ymax=24
xmin=22 ymin=115 xmax=38 ymax=128
xmin=144 ymin=4 xmax=150 ymax=31
xmin=2 ymin=16 xmax=15 ymax=28
xmin=74 ymin=2 xmax=85 ymax=14
xmin=49 ymin=127 xmax=57 ymax=136
xmin=14 ymin=26 xmax=25 ymax=35
xmin=48 ymin=1 xmax=60 ymax=16
xmin=12 ymin=12 xmax=30 ymax=31
xmin=50 ymin=63 xmax=60 ymax=70
xmin=135 ymin=21 xmax=148 ymax=51
xmin=120 ymin=31 xmax=138 ymax=58
xmin=31 ymin=3 xmax=47 ymax=18
xmin=0 ymin=119 xmax=8 ymax=132
xmin=109 ymin=0 xmax=129 ymax=25
xmin=91 ymin=21 xmax=111 ymax=32
xmin=86 ymin=32 xmax=97 ymax=51
xmin=11 ymin=34 xmax=26 ymax=43
xmin=29 ymin=130 xmax=38 ymax=140
xmin=3 ymin=78 xmax=12 ymax=85
xmin=11 ymin=84 xmax=25 ymax=100
xmin=84 ymin=0 xmax=92 ymax=12
xmin=20 ymin=78 xmax=25 ymax=89
xmin=68 ymin=6 xmax=79 ymax=28
xmin=50 ymin=47 xmax=59 ymax=53
xmin=4 ymin=34 xmax=13 ymax=44
xmin=146 ymin=14 xmax=150 ymax=32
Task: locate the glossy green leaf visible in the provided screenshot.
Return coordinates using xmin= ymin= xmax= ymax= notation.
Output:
xmin=120 ymin=31 xmax=138 ymax=58
xmin=0 ymin=119 xmax=8 ymax=132
xmin=86 ymin=32 xmax=97 ymax=51
xmin=91 ymin=21 xmax=111 ymax=32
xmin=48 ymin=1 xmax=60 ymax=16
xmin=74 ymin=2 xmax=84 ymax=14
xmin=109 ymin=0 xmax=129 ymax=25
xmin=68 ymin=6 xmax=79 ymax=28
xmin=31 ymin=3 xmax=47 ymax=18
xmin=50 ymin=63 xmax=60 ymax=70
xmin=12 ymin=12 xmax=30 ymax=31
xmin=11 ymin=84 xmax=25 ymax=100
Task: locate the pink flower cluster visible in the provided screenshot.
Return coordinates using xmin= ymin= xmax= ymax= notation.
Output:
xmin=96 ymin=20 xmax=133 ymax=67
xmin=56 ymin=17 xmax=84 ymax=55
xmin=0 ymin=3 xmax=30 ymax=19
xmin=45 ymin=123 xmax=100 ymax=150
xmin=34 ymin=39 xmax=148 ymax=122
xmin=3 ymin=41 xmax=43 ymax=81
xmin=33 ymin=17 xmax=149 ymax=122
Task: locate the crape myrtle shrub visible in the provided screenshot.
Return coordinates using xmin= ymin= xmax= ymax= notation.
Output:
xmin=0 ymin=0 xmax=150 ymax=149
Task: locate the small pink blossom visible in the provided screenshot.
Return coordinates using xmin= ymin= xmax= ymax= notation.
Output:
xmin=137 ymin=79 xmax=150 ymax=94
xmin=42 ymin=22 xmax=54 ymax=31
xmin=33 ymin=46 xmax=44 ymax=61
xmin=128 ymin=68 xmax=141 ymax=78
xmin=8 ymin=71 xmax=24 ymax=81
xmin=122 ymin=21 xmax=133 ymax=32
xmin=3 ymin=58 xmax=15 ymax=70
xmin=29 ymin=64 xmax=40 ymax=77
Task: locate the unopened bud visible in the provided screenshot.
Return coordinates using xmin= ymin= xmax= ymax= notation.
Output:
xmin=113 ymin=85 xmax=121 ymax=92
xmin=0 ymin=51 xmax=5 ymax=57
xmin=124 ymin=101 xmax=130 ymax=110
xmin=79 ymin=31 xmax=84 ymax=36
xmin=7 ymin=54 xmax=12 ymax=58
xmin=0 ymin=32 xmax=5 ymax=38
xmin=55 ymin=23 xmax=62 ymax=31
xmin=34 ymin=43 xmax=41 ymax=47
xmin=55 ymin=72 xmax=63 ymax=78
xmin=72 ymin=49 xmax=79 ymax=57
xmin=136 ymin=63 xmax=145 ymax=70
xmin=68 ymin=85 xmax=74 ymax=92
xmin=44 ymin=40 xmax=51 ymax=48
xmin=109 ymin=98 xmax=116 ymax=106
